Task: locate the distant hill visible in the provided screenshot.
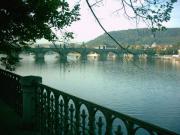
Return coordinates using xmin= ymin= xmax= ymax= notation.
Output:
xmin=86 ymin=28 xmax=180 ymax=47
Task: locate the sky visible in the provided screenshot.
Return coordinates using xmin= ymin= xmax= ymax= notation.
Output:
xmin=37 ymin=0 xmax=180 ymax=44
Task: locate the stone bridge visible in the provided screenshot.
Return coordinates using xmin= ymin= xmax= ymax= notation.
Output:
xmin=25 ymin=46 xmax=154 ymax=61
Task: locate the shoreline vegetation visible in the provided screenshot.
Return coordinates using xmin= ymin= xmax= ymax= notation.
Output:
xmin=86 ymin=28 xmax=180 ymax=47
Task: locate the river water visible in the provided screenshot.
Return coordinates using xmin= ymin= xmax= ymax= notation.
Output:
xmin=2 ymin=54 xmax=180 ymax=133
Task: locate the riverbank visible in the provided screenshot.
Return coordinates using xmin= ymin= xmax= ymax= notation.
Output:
xmin=156 ymin=55 xmax=180 ymax=61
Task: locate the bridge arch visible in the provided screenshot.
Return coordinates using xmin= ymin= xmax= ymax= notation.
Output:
xmin=66 ymin=51 xmax=81 ymax=60
xmin=87 ymin=51 xmax=100 ymax=60
xmin=87 ymin=50 xmax=101 ymax=55
xmin=26 ymin=47 xmax=133 ymax=61
xmin=107 ymin=51 xmax=118 ymax=57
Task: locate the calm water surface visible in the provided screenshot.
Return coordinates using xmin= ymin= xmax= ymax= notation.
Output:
xmin=4 ymin=54 xmax=180 ymax=133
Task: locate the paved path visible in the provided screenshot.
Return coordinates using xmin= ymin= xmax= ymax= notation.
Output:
xmin=0 ymin=100 xmax=39 ymax=135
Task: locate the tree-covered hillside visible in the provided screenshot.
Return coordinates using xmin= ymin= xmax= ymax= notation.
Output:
xmin=86 ymin=28 xmax=180 ymax=47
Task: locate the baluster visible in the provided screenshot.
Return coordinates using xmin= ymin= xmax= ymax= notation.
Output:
xmin=69 ymin=104 xmax=75 ymax=134
xmin=59 ymin=99 xmax=64 ymax=135
xmin=16 ymin=80 xmax=22 ymax=116
xmin=35 ymin=87 xmax=41 ymax=131
xmin=50 ymin=94 xmax=55 ymax=135
xmin=114 ymin=125 xmax=123 ymax=135
xmin=39 ymin=87 xmax=44 ymax=135
xmin=147 ymin=129 xmax=155 ymax=135
xmin=49 ymin=95 xmax=53 ymax=134
xmin=46 ymin=90 xmax=51 ymax=135
xmin=52 ymin=95 xmax=56 ymax=135
xmin=97 ymin=117 xmax=103 ymax=135
xmin=74 ymin=100 xmax=81 ymax=135
xmin=88 ymin=107 xmax=95 ymax=135
xmin=54 ymin=93 xmax=60 ymax=135
xmin=34 ymin=87 xmax=38 ymax=130
xmin=127 ymin=121 xmax=135 ymax=135
xmin=42 ymin=91 xmax=47 ymax=135
xmin=63 ymin=96 xmax=69 ymax=134
xmin=41 ymin=91 xmax=44 ymax=135
xmin=42 ymin=90 xmax=48 ymax=135
xmin=81 ymin=109 xmax=87 ymax=135
xmin=105 ymin=112 xmax=113 ymax=135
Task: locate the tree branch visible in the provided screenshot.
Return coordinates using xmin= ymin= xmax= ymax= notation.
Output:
xmin=85 ymin=0 xmax=135 ymax=55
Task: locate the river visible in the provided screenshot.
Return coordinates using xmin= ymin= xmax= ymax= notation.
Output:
xmin=2 ymin=53 xmax=180 ymax=133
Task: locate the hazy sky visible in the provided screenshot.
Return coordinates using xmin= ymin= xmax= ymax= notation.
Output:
xmin=37 ymin=0 xmax=180 ymax=43
xmin=68 ymin=0 xmax=180 ymax=42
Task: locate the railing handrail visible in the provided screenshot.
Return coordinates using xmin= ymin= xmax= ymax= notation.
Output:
xmin=39 ymin=83 xmax=178 ymax=135
xmin=0 ymin=68 xmax=22 ymax=78
xmin=0 ymin=68 xmax=23 ymax=116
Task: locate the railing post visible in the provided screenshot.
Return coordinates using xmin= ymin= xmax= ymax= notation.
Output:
xmin=20 ymin=75 xmax=42 ymax=129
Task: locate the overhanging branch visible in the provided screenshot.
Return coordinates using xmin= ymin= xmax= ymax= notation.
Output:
xmin=85 ymin=0 xmax=135 ymax=55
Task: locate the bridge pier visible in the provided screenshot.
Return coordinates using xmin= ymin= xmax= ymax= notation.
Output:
xmin=80 ymin=48 xmax=88 ymax=61
xmin=60 ymin=53 xmax=68 ymax=62
xmin=99 ymin=52 xmax=108 ymax=61
xmin=55 ymin=48 xmax=68 ymax=62
xmin=34 ymin=52 xmax=45 ymax=61
xmin=116 ymin=53 xmax=124 ymax=59
xmin=81 ymin=54 xmax=87 ymax=61
xmin=133 ymin=54 xmax=139 ymax=59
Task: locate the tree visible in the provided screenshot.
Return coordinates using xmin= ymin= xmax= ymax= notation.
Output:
xmin=0 ymin=0 xmax=177 ymax=69
xmin=0 ymin=0 xmax=80 ymax=51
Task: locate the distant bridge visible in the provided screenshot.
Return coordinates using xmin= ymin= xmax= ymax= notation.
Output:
xmin=6 ymin=45 xmax=155 ymax=61
xmin=27 ymin=47 xmax=125 ymax=61
xmin=24 ymin=46 xmax=155 ymax=61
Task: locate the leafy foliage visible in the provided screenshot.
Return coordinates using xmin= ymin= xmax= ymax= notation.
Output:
xmin=0 ymin=0 xmax=80 ymax=51
xmin=132 ymin=0 xmax=177 ymax=31
xmin=86 ymin=0 xmax=177 ymax=52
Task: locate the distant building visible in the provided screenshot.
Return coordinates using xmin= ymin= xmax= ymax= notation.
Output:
xmin=144 ymin=44 xmax=150 ymax=49
xmin=94 ymin=45 xmax=117 ymax=49
xmin=93 ymin=45 xmax=105 ymax=49
xmin=151 ymin=42 xmax=157 ymax=48
xmin=33 ymin=43 xmax=51 ymax=48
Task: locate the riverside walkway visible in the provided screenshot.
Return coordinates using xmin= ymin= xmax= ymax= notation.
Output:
xmin=0 ymin=99 xmax=21 ymax=135
xmin=0 ymin=99 xmax=39 ymax=135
